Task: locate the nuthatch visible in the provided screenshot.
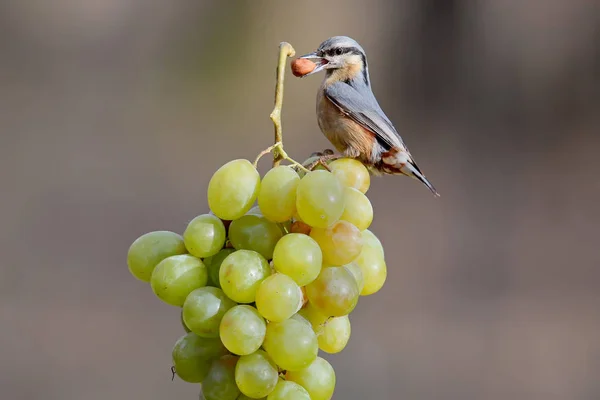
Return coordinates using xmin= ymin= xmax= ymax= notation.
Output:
xmin=299 ymin=36 xmax=439 ymax=196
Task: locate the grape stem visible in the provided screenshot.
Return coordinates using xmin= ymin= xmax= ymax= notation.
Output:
xmin=253 ymin=42 xmax=310 ymax=173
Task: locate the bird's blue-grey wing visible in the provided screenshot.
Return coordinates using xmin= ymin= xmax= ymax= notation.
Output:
xmin=324 ymin=82 xmax=408 ymax=152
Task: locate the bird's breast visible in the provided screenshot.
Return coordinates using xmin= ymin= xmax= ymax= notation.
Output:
xmin=316 ymin=87 xmax=376 ymax=162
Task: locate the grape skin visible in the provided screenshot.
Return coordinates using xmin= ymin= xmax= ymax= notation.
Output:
xmin=295 ymin=170 xmax=345 ymax=229
xmin=235 ymin=350 xmax=279 ymax=398
xmin=208 ymin=159 xmax=260 ymax=221
xmin=150 ymin=254 xmax=208 ymax=307
xmin=272 ymin=234 xmax=322 ymax=286
xmin=340 ymin=187 xmax=373 ymax=231
xmin=263 ymin=318 xmax=318 ymax=372
xmin=317 ymin=316 xmax=351 ymax=354
xmin=328 ymin=158 xmax=370 ymax=194
xmin=309 ymin=220 xmax=363 ymax=266
xmin=305 ymin=266 xmax=359 ymax=317
xmin=267 ymin=379 xmax=311 ymax=400
xmin=183 ymin=287 xmax=236 ymax=338
xmin=255 ymin=273 xmax=303 ymax=323
xmin=219 ymin=305 xmax=266 ymax=356
xmin=127 ymin=231 xmax=187 ymax=282
xmin=286 ymin=357 xmax=336 ymax=400
xmin=361 ymin=229 xmax=384 ymax=258
xmin=219 ymin=250 xmax=271 ymax=304
xmin=355 ymin=246 xmax=387 ymax=296
xmin=202 ymin=355 xmax=241 ymax=400
xmin=171 ymin=332 xmax=228 ymax=383
xmin=183 ymin=214 xmax=227 ymax=258
xmin=229 ymin=214 xmax=283 ymax=260
xmin=258 ymin=166 xmax=300 ymax=223
xmin=343 ymin=262 xmax=365 ymax=294
xmin=204 ymin=248 xmax=236 ymax=289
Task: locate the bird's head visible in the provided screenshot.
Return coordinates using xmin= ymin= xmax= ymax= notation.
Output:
xmin=299 ymin=36 xmax=369 ymax=84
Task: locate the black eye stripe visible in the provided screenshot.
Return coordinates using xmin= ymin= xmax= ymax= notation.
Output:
xmin=321 ymin=46 xmax=364 ymax=57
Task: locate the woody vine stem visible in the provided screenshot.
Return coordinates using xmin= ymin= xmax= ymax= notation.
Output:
xmin=253 ymin=42 xmax=309 ymax=172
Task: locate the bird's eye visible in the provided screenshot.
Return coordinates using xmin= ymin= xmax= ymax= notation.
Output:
xmin=335 ymin=48 xmax=343 ymax=56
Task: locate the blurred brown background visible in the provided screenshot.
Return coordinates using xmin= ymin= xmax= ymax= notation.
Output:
xmin=1 ymin=1 xmax=599 ymax=399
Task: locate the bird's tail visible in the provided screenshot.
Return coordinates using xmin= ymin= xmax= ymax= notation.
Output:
xmin=401 ymin=160 xmax=440 ymax=197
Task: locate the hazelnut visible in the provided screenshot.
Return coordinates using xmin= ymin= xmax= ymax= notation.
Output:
xmin=291 ymin=58 xmax=316 ymax=77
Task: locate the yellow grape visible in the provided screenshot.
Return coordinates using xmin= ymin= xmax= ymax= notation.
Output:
xmin=272 ymin=233 xmax=322 ymax=286
xmin=183 ymin=214 xmax=227 ymax=258
xmin=263 ymin=318 xmax=318 ymax=372
xmin=235 ymin=350 xmax=279 ymax=398
xmin=355 ymin=246 xmax=387 ymax=296
xmin=258 ymin=166 xmax=300 ymax=222
xmin=343 ymin=262 xmax=365 ymax=294
xmin=295 ymin=170 xmax=345 ymax=229
xmin=340 ymin=187 xmax=373 ymax=230
xmin=267 ymin=379 xmax=311 ymax=400
xmin=208 ymin=159 xmax=260 ymax=220
xmin=329 ymin=158 xmax=370 ymax=193
xmin=361 ymin=229 xmax=384 ymax=258
xmin=150 ymin=254 xmax=208 ymax=307
xmin=219 ymin=305 xmax=266 ymax=355
xmin=255 ymin=273 xmax=303 ymax=322
xmin=317 ymin=316 xmax=351 ymax=354
xmin=305 ymin=266 xmax=359 ymax=317
xmin=298 ymin=302 xmax=328 ymax=332
xmin=286 ymin=357 xmax=336 ymax=400
xmin=219 ymin=250 xmax=271 ymax=304
xmin=309 ymin=221 xmax=363 ymax=266
xmin=127 ymin=231 xmax=187 ymax=282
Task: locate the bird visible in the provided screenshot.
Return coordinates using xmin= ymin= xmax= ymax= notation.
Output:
xmin=298 ymin=36 xmax=439 ymax=196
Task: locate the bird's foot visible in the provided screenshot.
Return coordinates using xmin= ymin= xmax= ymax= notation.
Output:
xmin=303 ymin=149 xmax=342 ymax=171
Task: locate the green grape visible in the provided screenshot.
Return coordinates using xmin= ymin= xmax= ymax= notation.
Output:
xmin=343 ymin=262 xmax=365 ymax=294
xmin=181 ymin=309 xmax=191 ymax=333
xmin=328 ymin=158 xmax=370 ymax=194
xmin=183 ymin=287 xmax=236 ymax=338
xmin=184 ymin=214 xmax=227 ymax=258
xmin=290 ymin=312 xmax=313 ymax=329
xmin=151 ymin=254 xmax=208 ymax=306
xmin=258 ymin=166 xmax=300 ymax=223
xmin=255 ymin=273 xmax=303 ymax=322
xmin=355 ymin=246 xmax=387 ymax=296
xmin=172 ymin=332 xmax=228 ymax=383
xmin=235 ymin=350 xmax=279 ymax=398
xmin=305 ymin=266 xmax=359 ymax=317
xmin=220 ymin=305 xmax=266 ymax=355
xmin=219 ymin=250 xmax=271 ymax=303
xmin=361 ymin=229 xmax=384 ymax=258
xmin=263 ymin=318 xmax=318 ymax=371
xmin=267 ymin=379 xmax=311 ymax=400
xmin=286 ymin=357 xmax=336 ymax=400
xmin=309 ymin=221 xmax=363 ymax=266
xmin=204 ymin=248 xmax=235 ymax=288
xmin=127 ymin=231 xmax=187 ymax=282
xmin=208 ymin=159 xmax=260 ymax=221
xmin=229 ymin=215 xmax=283 ymax=260
xmin=202 ymin=355 xmax=241 ymax=400
xmin=237 ymin=395 xmax=265 ymax=400
xmin=340 ymin=187 xmax=373 ymax=230
xmin=278 ymin=219 xmax=292 ymax=235
xmin=297 ymin=302 xmax=328 ymax=332
xmin=272 ymin=234 xmax=322 ymax=286
xmin=318 ymin=316 xmax=351 ymax=354
xmin=295 ymin=170 xmax=345 ymax=229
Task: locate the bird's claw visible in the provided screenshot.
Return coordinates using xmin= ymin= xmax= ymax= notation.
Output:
xmin=303 ymin=150 xmax=342 ymax=171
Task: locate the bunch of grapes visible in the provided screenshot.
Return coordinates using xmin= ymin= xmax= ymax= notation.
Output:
xmin=127 ymin=157 xmax=387 ymax=400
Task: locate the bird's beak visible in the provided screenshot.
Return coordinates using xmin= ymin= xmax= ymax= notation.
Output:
xmin=299 ymin=51 xmax=329 ymax=76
